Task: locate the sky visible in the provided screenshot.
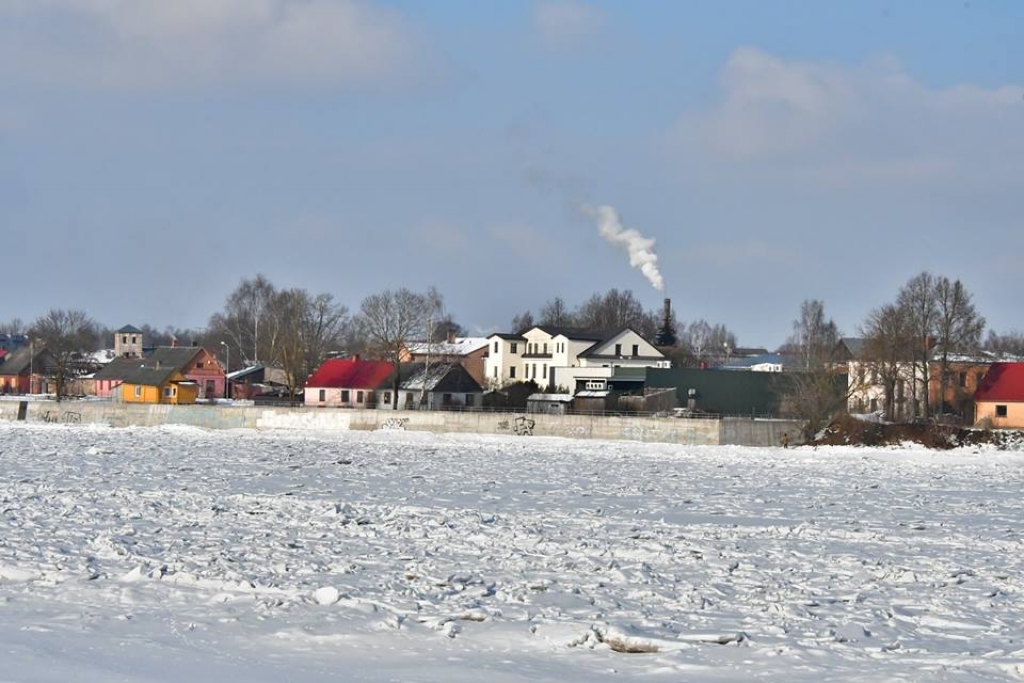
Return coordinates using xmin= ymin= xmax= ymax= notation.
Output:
xmin=1 ymin=0 xmax=1021 ymax=349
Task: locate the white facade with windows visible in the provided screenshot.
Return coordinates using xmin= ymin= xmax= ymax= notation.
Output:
xmin=485 ymin=327 xmax=670 ymax=392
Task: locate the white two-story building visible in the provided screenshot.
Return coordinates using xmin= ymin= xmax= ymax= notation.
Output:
xmin=484 ymin=326 xmax=670 ymax=392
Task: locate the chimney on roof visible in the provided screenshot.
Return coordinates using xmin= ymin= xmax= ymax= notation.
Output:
xmin=351 ymin=354 xmax=359 ymax=362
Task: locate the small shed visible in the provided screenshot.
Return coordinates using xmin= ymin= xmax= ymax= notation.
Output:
xmin=527 ymin=393 xmax=574 ymax=415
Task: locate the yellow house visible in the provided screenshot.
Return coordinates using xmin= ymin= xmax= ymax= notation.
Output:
xmin=112 ymin=366 xmax=198 ymax=405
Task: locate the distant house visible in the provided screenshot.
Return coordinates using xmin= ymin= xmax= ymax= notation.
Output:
xmin=114 ymin=325 xmax=144 ymax=358
xmin=304 ymin=356 xmax=394 ymax=408
xmin=974 ymin=363 xmax=1024 ymax=428
xmin=402 ymin=335 xmax=489 ymax=387
xmin=227 ymin=364 xmax=290 ymax=401
xmin=94 ymin=346 xmax=226 ymax=400
xmin=719 ymin=353 xmax=798 ymax=373
xmin=0 ymin=345 xmax=57 ymax=394
xmin=485 ymin=326 xmax=669 ymax=392
xmin=111 ymin=366 xmax=198 ymax=405
xmin=385 ymin=362 xmax=483 ymax=410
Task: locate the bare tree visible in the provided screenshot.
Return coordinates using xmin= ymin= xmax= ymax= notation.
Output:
xmin=0 ymin=318 xmax=25 ymax=335
xmin=787 ymin=299 xmax=840 ymax=370
xmin=208 ymin=274 xmax=279 ymax=366
xmin=357 ymin=288 xmax=433 ymax=409
xmin=30 ymin=309 xmax=98 ymax=400
xmin=985 ymin=329 xmax=1024 ymax=356
xmin=575 ymin=289 xmax=647 ymax=332
xmin=538 ymin=297 xmax=573 ymax=327
xmin=685 ymin=320 xmax=713 ymax=362
xmin=861 ymin=302 xmax=915 ymax=421
xmin=779 ymin=300 xmax=847 ymax=439
xmin=273 ymin=289 xmax=350 ymax=404
xmin=932 ymin=277 xmax=985 ymax=414
xmin=509 ymin=310 xmax=534 ymax=333
xmin=896 ymin=272 xmax=938 ymax=419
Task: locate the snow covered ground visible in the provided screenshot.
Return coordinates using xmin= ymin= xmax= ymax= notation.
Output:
xmin=2 ymin=423 xmax=1024 ymax=682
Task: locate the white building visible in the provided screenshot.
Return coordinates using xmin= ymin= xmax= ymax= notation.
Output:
xmin=485 ymin=326 xmax=670 ymax=392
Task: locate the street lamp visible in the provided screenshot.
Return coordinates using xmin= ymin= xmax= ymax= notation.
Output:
xmin=220 ymin=341 xmax=230 ymax=400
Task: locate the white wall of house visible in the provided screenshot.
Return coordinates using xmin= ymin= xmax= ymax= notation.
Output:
xmin=304 ymin=387 xmax=377 ymax=409
xmin=487 ymin=328 xmax=668 ymax=391
xmin=846 ymin=360 xmax=923 ymax=418
xmin=483 ymin=336 xmax=524 ymax=388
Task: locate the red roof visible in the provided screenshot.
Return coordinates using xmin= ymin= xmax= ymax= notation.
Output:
xmin=305 ymin=357 xmax=393 ymax=390
xmin=975 ymin=363 xmax=1024 ymax=402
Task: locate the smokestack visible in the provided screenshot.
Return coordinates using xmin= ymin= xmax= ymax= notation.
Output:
xmin=655 ymin=297 xmax=678 ymax=347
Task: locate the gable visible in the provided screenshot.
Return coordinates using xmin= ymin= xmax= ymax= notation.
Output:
xmin=580 ymin=329 xmax=663 ymax=359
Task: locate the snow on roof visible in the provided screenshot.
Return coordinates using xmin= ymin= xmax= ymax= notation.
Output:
xmin=405 ymin=337 xmax=489 ymax=356
xmin=527 ymin=393 xmax=574 ymax=402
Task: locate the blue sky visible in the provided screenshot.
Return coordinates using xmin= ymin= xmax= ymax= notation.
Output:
xmin=1 ymin=0 xmax=1021 ymax=347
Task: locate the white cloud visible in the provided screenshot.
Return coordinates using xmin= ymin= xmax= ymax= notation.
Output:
xmin=532 ymin=0 xmax=606 ymax=51
xmin=671 ymin=47 xmax=1024 ymax=188
xmin=0 ymin=0 xmax=424 ymax=89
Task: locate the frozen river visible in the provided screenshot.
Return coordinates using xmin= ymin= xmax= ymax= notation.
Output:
xmin=1 ymin=423 xmax=1023 ymax=681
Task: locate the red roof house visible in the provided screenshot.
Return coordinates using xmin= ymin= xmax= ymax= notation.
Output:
xmin=304 ymin=356 xmax=395 ymax=409
xmin=974 ymin=362 xmax=1024 ymax=428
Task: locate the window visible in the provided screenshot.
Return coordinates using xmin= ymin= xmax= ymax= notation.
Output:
xmin=494 ymin=341 xmax=499 ymax=353
xmin=632 ymin=344 xmax=639 ymax=356
xmin=511 ymin=342 xmax=518 ymax=354
xmin=465 ymin=394 xmax=474 ymax=406
xmin=493 ymin=367 xmax=498 ymax=378
xmin=543 ymin=364 xmax=547 ymax=380
xmin=196 ymin=362 xmax=204 ymax=369
xmin=122 ymin=335 xmax=128 ymax=344
xmin=163 ymin=386 xmax=174 ymax=398
xmin=341 ymin=390 xmax=350 ymax=402
xmin=318 ymin=389 xmax=326 ymax=402
xmin=615 ymin=343 xmax=622 ymax=356
xmin=383 ymin=392 xmax=391 ymax=404
xmin=134 ymin=386 xmax=142 ymax=397
xmin=509 ymin=366 xmax=516 ymax=379
xmin=543 ymin=343 xmax=548 ymax=354
xmin=996 ymin=405 xmax=1008 ymax=417
xmin=958 ymin=372 xmax=967 ymax=388
xmin=132 ymin=336 xmax=137 ymax=344
xmin=357 ymin=391 xmax=364 ymax=403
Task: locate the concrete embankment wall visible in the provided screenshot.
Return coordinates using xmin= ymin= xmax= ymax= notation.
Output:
xmin=0 ymin=399 xmax=803 ymax=447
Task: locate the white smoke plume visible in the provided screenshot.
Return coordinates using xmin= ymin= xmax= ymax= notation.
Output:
xmin=582 ymin=204 xmax=665 ymax=291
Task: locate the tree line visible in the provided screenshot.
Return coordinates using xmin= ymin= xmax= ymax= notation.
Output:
xmin=5 ymin=270 xmax=1021 ymax=408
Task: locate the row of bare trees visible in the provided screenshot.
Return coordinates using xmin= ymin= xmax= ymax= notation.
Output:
xmin=784 ymin=271 xmax=996 ymax=434
xmin=861 ymin=272 xmax=986 ymax=421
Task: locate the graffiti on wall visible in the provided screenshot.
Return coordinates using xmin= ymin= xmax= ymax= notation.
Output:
xmin=41 ymin=410 xmax=82 ymax=424
xmin=497 ymin=415 xmax=535 ymax=436
xmin=379 ymin=417 xmax=409 ymax=431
